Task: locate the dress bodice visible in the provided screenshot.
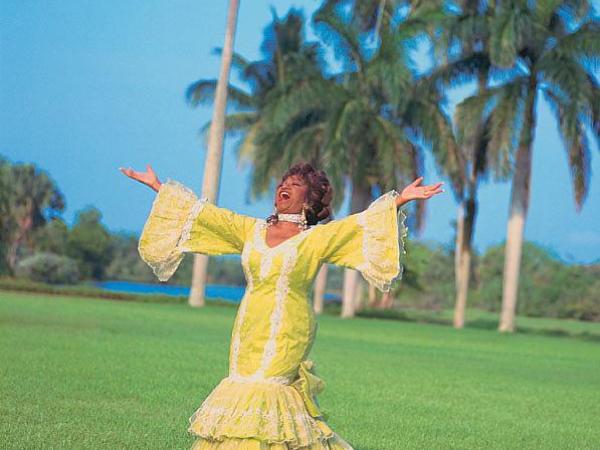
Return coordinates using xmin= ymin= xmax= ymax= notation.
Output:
xmin=242 ymin=220 xmax=322 ymax=295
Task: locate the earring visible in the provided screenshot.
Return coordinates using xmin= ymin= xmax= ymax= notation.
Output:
xmin=267 ymin=205 xmax=277 ymax=227
xmin=299 ymin=204 xmax=308 ymax=231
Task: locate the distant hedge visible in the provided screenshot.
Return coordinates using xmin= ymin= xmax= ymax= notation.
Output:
xmin=15 ymin=252 xmax=80 ymax=284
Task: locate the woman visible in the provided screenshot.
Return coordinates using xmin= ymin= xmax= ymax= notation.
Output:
xmin=120 ymin=162 xmax=443 ymax=449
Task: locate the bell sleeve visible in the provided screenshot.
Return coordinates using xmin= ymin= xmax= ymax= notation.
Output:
xmin=319 ymin=190 xmax=408 ymax=292
xmin=137 ymin=178 xmax=257 ymax=282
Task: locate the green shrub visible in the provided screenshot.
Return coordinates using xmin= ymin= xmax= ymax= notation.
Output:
xmin=15 ymin=252 xmax=80 ymax=284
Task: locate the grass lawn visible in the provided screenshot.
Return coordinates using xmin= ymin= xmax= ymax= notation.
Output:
xmin=1 ymin=291 xmax=599 ymax=449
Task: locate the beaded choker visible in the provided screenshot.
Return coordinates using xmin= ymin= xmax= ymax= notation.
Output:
xmin=274 ymin=212 xmax=308 ymax=230
xmin=277 ymin=213 xmax=304 ymax=224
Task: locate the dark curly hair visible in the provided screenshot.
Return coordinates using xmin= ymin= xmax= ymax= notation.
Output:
xmin=267 ymin=162 xmax=334 ymax=226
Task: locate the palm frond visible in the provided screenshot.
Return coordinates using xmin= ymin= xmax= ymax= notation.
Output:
xmin=544 ymin=89 xmax=591 ymax=209
xmin=550 ymin=21 xmax=600 ymax=69
xmin=313 ymin=5 xmax=366 ymax=72
xmin=424 ymin=52 xmax=491 ymax=89
xmin=234 ymin=124 xmax=260 ymax=168
xmin=454 ymin=86 xmax=499 ymax=145
xmin=211 ymin=48 xmax=252 ymax=74
xmin=486 ymin=79 xmax=528 ymax=180
xmin=198 ymin=112 xmax=259 ymax=148
xmin=185 ymin=80 xmax=256 ymax=110
xmin=534 ymin=0 xmax=565 ymax=28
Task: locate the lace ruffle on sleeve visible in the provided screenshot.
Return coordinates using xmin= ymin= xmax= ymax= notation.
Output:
xmin=137 ymin=178 xmax=256 ymax=282
xmin=320 ymin=190 xmax=408 ymax=292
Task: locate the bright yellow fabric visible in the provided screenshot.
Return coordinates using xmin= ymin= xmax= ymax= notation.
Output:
xmin=191 ymin=433 xmax=354 ymax=450
xmin=319 ymin=190 xmax=408 ymax=292
xmin=138 ymin=178 xmax=257 ymax=281
xmin=138 ymin=179 xmax=408 ymax=450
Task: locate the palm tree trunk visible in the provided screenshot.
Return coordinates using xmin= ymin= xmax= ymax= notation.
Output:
xmin=341 ymin=269 xmax=359 ymax=318
xmin=454 ymin=202 xmax=465 ymax=288
xmin=6 ymin=241 xmax=19 ymax=273
xmin=499 ymin=80 xmax=537 ymax=332
xmin=454 ymin=195 xmax=476 ymax=328
xmin=380 ymin=291 xmax=394 ymax=309
xmin=189 ymin=0 xmax=240 ymax=308
xmin=368 ymin=283 xmax=377 ymax=307
xmin=354 ymin=278 xmax=366 ymax=312
xmin=453 ymin=71 xmax=486 ymax=328
xmin=313 ymin=264 xmax=328 ymax=314
xmin=6 ymin=214 xmax=32 ymax=273
xmin=341 ymin=183 xmax=372 ymax=318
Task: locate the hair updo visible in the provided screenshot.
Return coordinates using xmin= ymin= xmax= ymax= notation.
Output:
xmin=267 ymin=162 xmax=334 ymax=226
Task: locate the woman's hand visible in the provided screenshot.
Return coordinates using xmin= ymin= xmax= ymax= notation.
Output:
xmin=119 ymin=164 xmax=162 ymax=192
xmin=397 ymin=176 xmax=444 ymax=206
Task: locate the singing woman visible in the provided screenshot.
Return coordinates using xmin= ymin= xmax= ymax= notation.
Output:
xmin=120 ymin=161 xmax=443 ymax=449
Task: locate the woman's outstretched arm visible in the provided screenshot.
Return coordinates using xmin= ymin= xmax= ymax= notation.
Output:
xmin=395 ymin=176 xmax=444 ymax=207
xmin=119 ymin=164 xmax=162 ymax=192
xmin=120 ymin=165 xmax=256 ymax=282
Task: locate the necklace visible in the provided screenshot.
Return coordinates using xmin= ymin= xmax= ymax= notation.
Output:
xmin=277 ymin=213 xmax=304 ymax=224
xmin=274 ymin=212 xmax=308 ymax=230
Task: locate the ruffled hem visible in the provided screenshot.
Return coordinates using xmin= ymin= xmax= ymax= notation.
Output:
xmin=137 ymin=178 xmax=207 ymax=282
xmin=190 ymin=433 xmax=354 ymax=450
xmin=355 ymin=190 xmax=408 ymax=292
xmin=187 ymin=362 xmax=353 ymax=450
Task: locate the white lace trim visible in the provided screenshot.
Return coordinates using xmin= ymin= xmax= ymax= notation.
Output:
xmin=255 ymin=247 xmax=298 ymax=379
xmin=137 ymin=178 xmax=202 ymax=282
xmin=189 ymin=405 xmax=315 ymax=423
xmin=252 ymin=220 xmax=315 ymax=281
xmin=254 ymin=220 xmax=317 ymax=254
xmin=355 ymin=190 xmax=409 ymax=292
xmin=188 ymin=403 xmax=320 ymax=446
xmin=226 ymin=373 xmax=292 ymax=385
xmin=178 ymin=197 xmax=208 ymax=252
xmin=229 ymin=221 xmax=314 ymax=382
xmin=229 ymin=241 xmax=253 ymax=376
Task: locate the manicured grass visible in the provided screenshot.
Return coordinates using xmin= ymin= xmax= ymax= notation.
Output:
xmin=358 ymin=307 xmax=600 ymax=341
xmin=1 ymin=292 xmax=599 ymax=449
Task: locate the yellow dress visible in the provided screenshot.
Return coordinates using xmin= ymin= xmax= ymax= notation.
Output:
xmin=138 ymin=178 xmax=409 ymax=450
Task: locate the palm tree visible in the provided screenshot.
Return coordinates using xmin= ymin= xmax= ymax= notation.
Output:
xmin=316 ymin=0 xmax=403 ymax=36
xmin=186 ymin=9 xmax=333 ymax=310
xmin=0 ymin=160 xmax=65 ymax=273
xmin=415 ymin=1 xmax=501 ymax=329
xmin=186 ymin=8 xmax=324 ymax=194
xmin=188 ymin=0 xmax=240 ymax=307
xmin=255 ymin=3 xmax=461 ymax=316
xmin=454 ymin=0 xmax=599 ymax=332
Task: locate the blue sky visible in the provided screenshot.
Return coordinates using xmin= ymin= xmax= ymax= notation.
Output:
xmin=1 ymin=0 xmax=599 ymax=264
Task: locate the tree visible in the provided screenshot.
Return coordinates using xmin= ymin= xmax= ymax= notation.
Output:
xmin=0 ymin=157 xmax=13 ymax=274
xmin=416 ymin=0 xmax=503 ymax=329
xmin=187 ymin=9 xmax=333 ymax=310
xmin=32 ymin=217 xmax=69 ymax=255
xmin=256 ymin=3 xmax=460 ymax=316
xmin=186 ymin=8 xmax=326 ymax=199
xmin=454 ymin=0 xmax=599 ymax=332
xmin=187 ymin=0 xmax=240 ymax=307
xmin=0 ymin=159 xmax=65 ymax=274
xmin=66 ymin=207 xmax=113 ymax=280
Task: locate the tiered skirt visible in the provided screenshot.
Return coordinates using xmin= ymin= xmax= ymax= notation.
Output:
xmin=187 ymin=362 xmax=353 ymax=450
